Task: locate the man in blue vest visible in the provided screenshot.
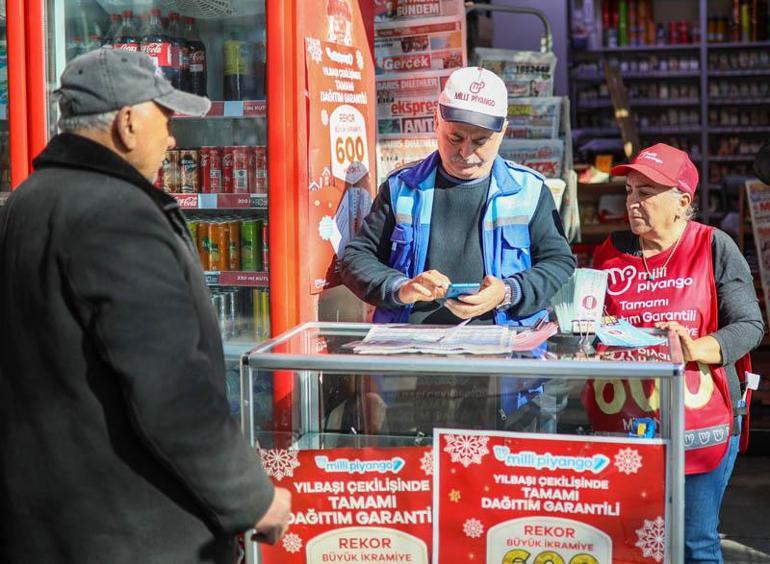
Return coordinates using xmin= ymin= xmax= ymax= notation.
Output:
xmin=341 ymin=66 xmax=575 ymax=326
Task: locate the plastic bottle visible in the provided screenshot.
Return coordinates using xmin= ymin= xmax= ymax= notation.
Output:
xmin=183 ymin=17 xmax=207 ymax=97
xmin=167 ymin=12 xmax=185 ymax=90
xmin=618 ymin=0 xmax=628 ymax=46
xmin=141 ymin=9 xmax=177 ymax=85
xmin=102 ymin=13 xmax=121 ymax=47
xmin=113 ymin=10 xmax=139 ymax=52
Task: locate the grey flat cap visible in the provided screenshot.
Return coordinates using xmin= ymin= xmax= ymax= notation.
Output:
xmin=54 ymin=48 xmax=211 ymax=117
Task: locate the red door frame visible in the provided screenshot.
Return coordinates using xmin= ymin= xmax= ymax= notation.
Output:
xmin=7 ymin=0 xmax=28 ymax=188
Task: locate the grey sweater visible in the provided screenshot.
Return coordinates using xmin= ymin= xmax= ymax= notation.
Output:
xmin=340 ymin=166 xmax=576 ymax=322
xmin=610 ymin=227 xmax=764 ymax=424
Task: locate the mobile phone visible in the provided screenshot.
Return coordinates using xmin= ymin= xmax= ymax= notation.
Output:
xmin=445 ymin=283 xmax=481 ymax=299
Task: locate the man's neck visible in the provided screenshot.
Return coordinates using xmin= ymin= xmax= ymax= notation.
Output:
xmin=438 ymin=164 xmax=490 ymax=185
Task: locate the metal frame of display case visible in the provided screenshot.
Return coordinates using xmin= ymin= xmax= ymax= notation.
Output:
xmin=241 ymin=322 xmax=686 ymax=563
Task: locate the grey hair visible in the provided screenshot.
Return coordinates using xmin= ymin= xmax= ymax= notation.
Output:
xmin=669 ymin=187 xmax=697 ymax=221
xmin=57 ymin=110 xmax=118 ymax=134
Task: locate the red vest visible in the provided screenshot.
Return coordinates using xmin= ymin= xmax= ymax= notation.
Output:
xmin=583 ymin=221 xmax=735 ymax=475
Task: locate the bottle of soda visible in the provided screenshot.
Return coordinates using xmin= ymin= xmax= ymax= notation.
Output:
xmin=183 ymin=17 xmax=207 ymax=96
xmin=102 ymin=13 xmax=121 ymax=47
xmin=141 ymin=9 xmax=177 ymax=85
xmin=113 ymin=10 xmax=140 ymax=52
xmin=253 ymin=29 xmax=267 ymax=99
xmin=167 ymin=12 xmax=185 ymax=90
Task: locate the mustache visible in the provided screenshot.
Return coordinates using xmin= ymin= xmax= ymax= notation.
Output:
xmin=450 ymin=156 xmax=483 ymax=166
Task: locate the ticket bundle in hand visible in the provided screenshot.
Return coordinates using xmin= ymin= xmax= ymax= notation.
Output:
xmin=473 ymin=48 xmax=557 ymax=98
xmin=550 ymin=268 xmax=609 ymax=334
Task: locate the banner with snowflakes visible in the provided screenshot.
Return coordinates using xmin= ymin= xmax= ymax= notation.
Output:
xmin=259 ymin=446 xmax=433 ymax=563
xmin=434 ymin=429 xmax=668 ymax=563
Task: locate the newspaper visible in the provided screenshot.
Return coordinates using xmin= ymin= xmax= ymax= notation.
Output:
xmin=376 ymin=136 xmax=437 ymax=186
xmin=377 ymin=73 xmax=450 ymax=138
xmin=499 ymin=139 xmax=565 ymax=178
xmin=505 ymin=97 xmax=562 ymax=140
xmin=374 ymin=15 xmax=467 ymax=77
xmin=473 ymin=48 xmax=557 ymax=98
xmin=374 ymin=0 xmax=463 ymax=23
xmin=352 ymin=322 xmax=558 ymax=355
xmin=746 ymin=179 xmax=770 ymax=325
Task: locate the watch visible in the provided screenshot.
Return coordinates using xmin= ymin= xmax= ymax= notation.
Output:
xmin=496 ymin=283 xmax=513 ymax=310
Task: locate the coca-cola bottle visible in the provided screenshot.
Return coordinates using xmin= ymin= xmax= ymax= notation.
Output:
xmin=102 ymin=13 xmax=122 ymax=47
xmin=183 ymin=17 xmax=207 ymax=96
xmin=113 ymin=10 xmax=140 ymax=52
xmin=141 ymin=9 xmax=178 ymax=85
xmin=167 ymin=12 xmax=185 ymax=89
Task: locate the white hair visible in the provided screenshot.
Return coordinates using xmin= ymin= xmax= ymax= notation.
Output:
xmin=669 ymin=187 xmax=696 ymax=221
xmin=57 ymin=110 xmax=118 ymax=134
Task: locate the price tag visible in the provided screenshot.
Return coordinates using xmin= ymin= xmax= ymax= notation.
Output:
xmin=329 ymin=104 xmax=369 ymax=184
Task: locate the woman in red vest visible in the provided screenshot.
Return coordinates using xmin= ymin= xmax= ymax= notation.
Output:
xmin=586 ymin=143 xmax=763 ymax=563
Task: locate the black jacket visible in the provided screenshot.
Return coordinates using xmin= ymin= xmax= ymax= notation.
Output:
xmin=0 ymin=134 xmax=274 ymax=563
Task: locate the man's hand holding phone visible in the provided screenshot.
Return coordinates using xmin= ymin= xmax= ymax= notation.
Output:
xmin=397 ymin=269 xmax=451 ymax=304
xmin=444 ymin=275 xmax=507 ymax=319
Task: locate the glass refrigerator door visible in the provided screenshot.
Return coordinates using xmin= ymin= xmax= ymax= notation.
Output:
xmin=44 ymin=0 xmax=269 ymax=416
xmin=0 ymin=10 xmax=8 ymax=201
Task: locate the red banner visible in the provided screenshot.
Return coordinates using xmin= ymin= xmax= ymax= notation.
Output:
xmin=260 ymin=446 xmax=433 ymax=563
xmin=435 ymin=430 xmax=668 ymax=563
xmin=304 ymin=0 xmax=376 ymax=295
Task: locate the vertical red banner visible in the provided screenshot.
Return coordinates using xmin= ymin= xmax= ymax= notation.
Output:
xmin=304 ymin=0 xmax=377 ymax=294
xmin=435 ymin=430 xmax=668 ymax=563
xmin=260 ymin=446 xmax=433 ymax=563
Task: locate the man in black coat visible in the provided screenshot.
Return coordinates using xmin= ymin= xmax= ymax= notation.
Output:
xmin=0 ymin=49 xmax=290 ymax=563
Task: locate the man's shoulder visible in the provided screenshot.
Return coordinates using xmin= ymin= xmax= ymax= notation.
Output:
xmin=385 ymin=158 xmax=426 ymax=180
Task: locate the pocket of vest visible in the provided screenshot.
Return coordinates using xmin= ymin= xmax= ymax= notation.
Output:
xmin=500 ymin=224 xmax=531 ymax=275
xmin=389 ymin=223 xmax=414 ymax=275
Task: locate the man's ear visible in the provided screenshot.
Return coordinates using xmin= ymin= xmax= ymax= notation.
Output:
xmin=114 ymin=106 xmax=136 ymax=151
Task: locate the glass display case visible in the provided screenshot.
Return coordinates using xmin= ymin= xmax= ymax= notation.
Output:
xmin=243 ymin=322 xmax=686 ymax=563
xmin=44 ymin=0 xmax=270 ymax=414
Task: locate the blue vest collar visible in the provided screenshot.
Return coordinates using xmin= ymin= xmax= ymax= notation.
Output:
xmin=400 ymin=152 xmax=523 ymax=195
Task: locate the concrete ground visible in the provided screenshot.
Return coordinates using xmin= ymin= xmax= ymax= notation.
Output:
xmin=720 ymin=455 xmax=770 ymax=563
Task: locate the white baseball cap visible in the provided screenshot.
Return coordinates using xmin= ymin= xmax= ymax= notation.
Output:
xmin=438 ymin=66 xmax=508 ymax=132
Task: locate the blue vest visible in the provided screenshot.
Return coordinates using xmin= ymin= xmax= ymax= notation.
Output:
xmin=374 ymin=151 xmax=548 ymax=326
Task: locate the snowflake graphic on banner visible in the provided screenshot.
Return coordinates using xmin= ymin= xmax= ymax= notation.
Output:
xmin=259 ymin=448 xmax=300 ymax=481
xmin=282 ymin=532 xmax=303 ymax=554
xmin=614 ymin=447 xmax=643 ymax=475
xmin=444 ymin=434 xmax=489 ymax=467
xmin=635 ymin=516 xmax=665 ymax=562
xmin=463 ymin=518 xmax=484 ymax=539
xmin=420 ymin=450 xmax=433 ymax=476
xmin=307 ymin=38 xmax=322 ymax=64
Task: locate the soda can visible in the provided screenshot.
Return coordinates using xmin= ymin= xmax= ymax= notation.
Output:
xmin=196 ymin=220 xmax=211 ymax=270
xmin=249 ymin=146 xmax=268 ymax=194
xmin=222 ymin=146 xmax=234 ymax=193
xmin=226 ymin=220 xmax=241 ymax=271
xmin=209 ymin=220 xmax=229 ymax=271
xmin=240 ymin=219 xmax=260 ymax=271
xmin=261 ymin=220 xmax=269 ymax=273
xmin=179 ymin=149 xmax=199 ymax=193
xmin=232 ymin=146 xmax=249 ymax=194
xmin=186 ymin=219 xmax=198 ymax=243
xmin=160 ymin=149 xmax=180 ymax=193
xmin=201 ymin=146 xmax=222 ymax=193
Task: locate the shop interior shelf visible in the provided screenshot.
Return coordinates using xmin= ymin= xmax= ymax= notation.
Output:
xmin=709 ymin=98 xmax=770 ymax=106
xmin=709 ymin=155 xmax=757 ymax=163
xmin=710 ymin=126 xmax=770 ymax=134
xmin=173 ymin=100 xmax=267 ymax=120
xmin=572 ymin=70 xmax=700 ymax=81
xmin=707 ymin=40 xmax=770 ymax=49
xmin=204 ymin=271 xmax=269 ymax=287
xmin=577 ymin=98 xmax=700 ymax=108
xmin=708 ymin=69 xmax=770 ymax=77
xmin=574 ymin=44 xmax=700 ymax=54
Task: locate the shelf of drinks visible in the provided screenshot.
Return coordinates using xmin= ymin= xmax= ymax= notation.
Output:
xmin=710 ymin=98 xmax=770 ymax=106
xmin=709 ymin=155 xmax=757 ymax=163
xmin=710 ymin=126 xmax=770 ymax=134
xmin=576 ymin=98 xmax=700 ymax=109
xmin=708 ymin=69 xmax=770 ymax=77
xmin=171 ymin=193 xmax=267 ymax=210
xmin=707 ymin=40 xmax=770 ymax=49
xmin=172 ymin=100 xmax=266 ymax=120
xmin=204 ymin=270 xmax=269 ymax=287
xmin=574 ymin=44 xmax=700 ymax=54
xmin=575 ymin=126 xmax=702 ymax=136
xmin=572 ymin=70 xmax=700 ymax=81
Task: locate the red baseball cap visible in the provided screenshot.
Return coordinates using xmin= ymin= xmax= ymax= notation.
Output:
xmin=611 ymin=143 xmax=699 ymax=197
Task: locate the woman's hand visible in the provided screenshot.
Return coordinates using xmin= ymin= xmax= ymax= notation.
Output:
xmin=655 ymin=321 xmax=722 ymax=364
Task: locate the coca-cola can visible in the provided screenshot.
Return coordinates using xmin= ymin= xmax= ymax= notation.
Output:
xmin=179 ymin=149 xmax=199 ymax=193
xmin=200 ymin=146 xmax=222 ymax=193
xmin=222 ymin=146 xmax=234 ymax=193
xmin=232 ymin=146 xmax=249 ymax=194
xmin=249 ymin=146 xmax=268 ymax=194
xmin=159 ymin=149 xmax=180 ymax=193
